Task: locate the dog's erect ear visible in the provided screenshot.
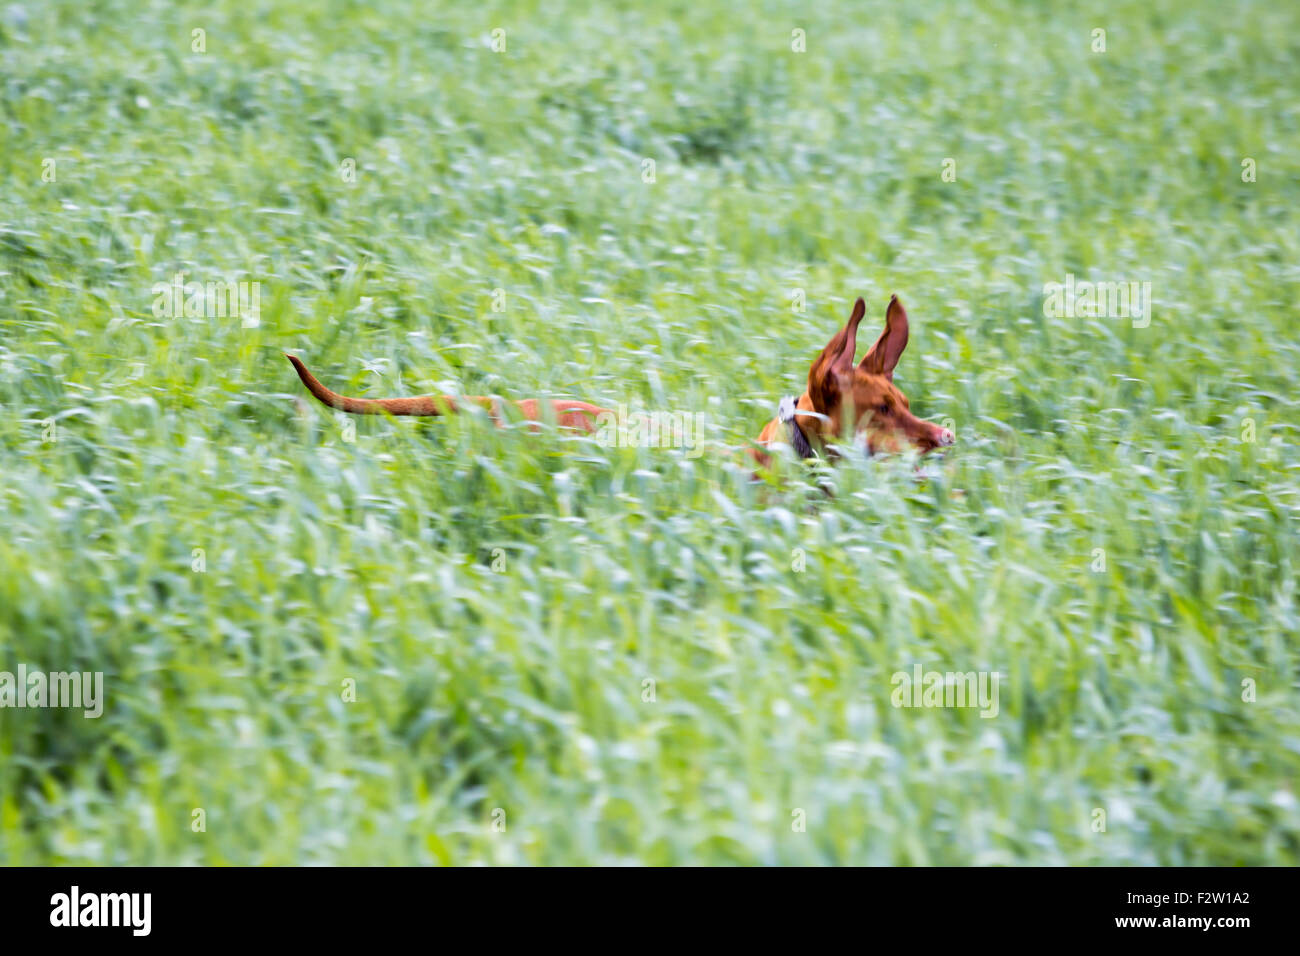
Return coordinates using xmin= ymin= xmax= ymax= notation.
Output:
xmin=834 ymin=296 xmax=866 ymax=374
xmin=807 ymin=297 xmax=866 ymax=411
xmin=858 ymin=294 xmax=910 ymax=381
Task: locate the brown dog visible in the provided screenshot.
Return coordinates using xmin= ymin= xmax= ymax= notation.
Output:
xmin=750 ymin=295 xmax=953 ymax=467
xmin=285 ymin=294 xmax=952 ymax=463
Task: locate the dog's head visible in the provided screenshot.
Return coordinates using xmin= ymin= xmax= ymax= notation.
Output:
xmin=804 ymin=296 xmax=954 ymax=456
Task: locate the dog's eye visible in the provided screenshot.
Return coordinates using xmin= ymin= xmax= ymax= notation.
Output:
xmin=877 ymin=403 xmax=890 ymax=415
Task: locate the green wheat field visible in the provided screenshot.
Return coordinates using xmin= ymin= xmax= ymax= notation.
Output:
xmin=1 ymin=0 xmax=1297 ymax=865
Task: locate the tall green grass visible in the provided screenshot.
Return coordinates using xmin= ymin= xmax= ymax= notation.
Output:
xmin=1 ymin=0 xmax=1297 ymax=864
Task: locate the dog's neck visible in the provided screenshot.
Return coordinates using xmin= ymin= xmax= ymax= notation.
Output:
xmin=778 ymin=392 xmax=818 ymax=460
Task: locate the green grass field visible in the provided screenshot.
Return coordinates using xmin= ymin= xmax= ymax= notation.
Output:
xmin=2 ymin=0 xmax=1298 ymax=865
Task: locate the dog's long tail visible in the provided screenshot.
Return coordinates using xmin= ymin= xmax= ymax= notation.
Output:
xmin=285 ymin=354 xmax=458 ymax=415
